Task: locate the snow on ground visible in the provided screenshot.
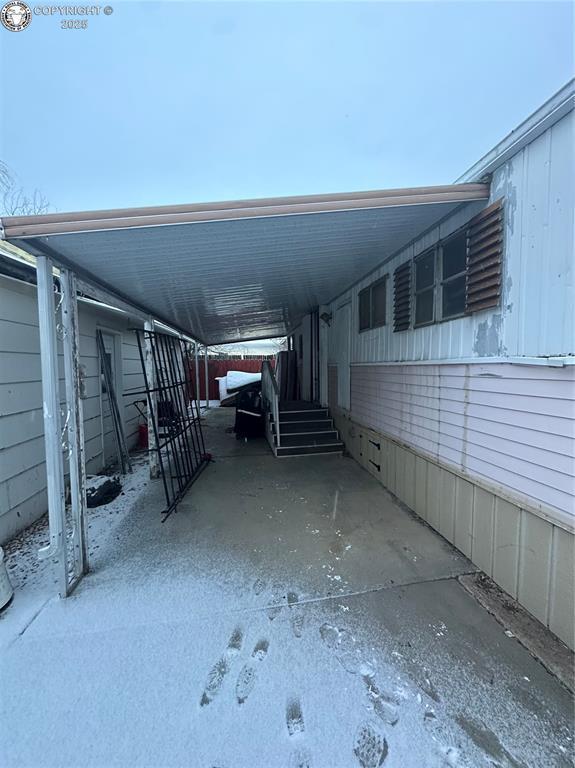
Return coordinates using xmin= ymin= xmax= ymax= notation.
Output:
xmin=1 ymin=452 xmax=150 ymax=593
xmin=1 ymin=410 xmax=573 ymax=768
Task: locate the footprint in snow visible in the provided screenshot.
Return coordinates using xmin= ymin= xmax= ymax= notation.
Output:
xmin=253 ymin=577 xmax=266 ymax=595
xmin=235 ymin=664 xmax=257 ymax=705
xmin=363 ymin=675 xmax=399 ymax=727
xmin=200 ymin=658 xmax=229 ymax=706
xmin=227 ymin=626 xmax=243 ymax=655
xmin=235 ymin=639 xmax=270 ymax=704
xmin=286 ymin=698 xmax=305 ymax=736
xmin=267 ymin=582 xmax=286 ymax=620
xmin=287 ymin=591 xmax=299 ymax=606
xmin=353 ymin=722 xmax=388 ymax=767
xmin=290 ymin=612 xmax=304 ymax=638
xmin=252 ymin=639 xmax=269 ymax=660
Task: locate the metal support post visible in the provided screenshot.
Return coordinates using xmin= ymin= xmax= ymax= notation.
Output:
xmin=61 ymin=269 xmax=89 ymax=587
xmin=194 ymin=342 xmax=200 ymax=412
xmin=204 ymin=345 xmax=210 ymax=409
xmin=36 ymin=255 xmax=67 ymax=596
xmin=145 ymin=318 xmax=160 ymax=478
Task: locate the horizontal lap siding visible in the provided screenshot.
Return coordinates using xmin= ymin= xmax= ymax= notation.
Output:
xmin=0 ymin=275 xmax=145 ymax=543
xmin=351 ymin=363 xmax=575 ymax=519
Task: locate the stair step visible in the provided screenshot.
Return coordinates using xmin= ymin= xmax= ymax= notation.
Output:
xmin=274 ymin=419 xmax=334 ymax=434
xmin=276 ymin=431 xmax=339 ymax=447
xmin=279 ymin=408 xmax=329 ymax=421
xmin=280 ymin=401 xmax=322 ymax=412
xmin=276 ymin=443 xmax=344 ymax=457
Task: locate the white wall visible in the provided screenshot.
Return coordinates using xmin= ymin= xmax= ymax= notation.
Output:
xmin=492 ymin=109 xmax=574 ymax=358
xmin=327 ymin=109 xmax=573 ymax=365
xmin=0 ymin=275 xmax=145 ymax=544
xmin=320 ymin=105 xmax=575 ymax=646
xmin=321 ymin=108 xmax=574 ymax=521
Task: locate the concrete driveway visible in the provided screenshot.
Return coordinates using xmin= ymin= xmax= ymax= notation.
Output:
xmin=1 ymin=408 xmax=573 ymax=768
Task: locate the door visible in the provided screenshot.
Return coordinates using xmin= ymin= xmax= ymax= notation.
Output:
xmin=334 ymin=302 xmax=351 ymax=411
xmin=99 ymin=331 xmax=119 ymax=466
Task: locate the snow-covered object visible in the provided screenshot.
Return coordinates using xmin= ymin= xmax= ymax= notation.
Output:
xmin=216 ymin=376 xmax=228 ymax=402
xmin=225 ymin=370 xmax=261 ymax=392
xmin=0 ymin=547 xmax=13 ymax=610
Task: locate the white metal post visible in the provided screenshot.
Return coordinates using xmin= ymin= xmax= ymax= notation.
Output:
xmin=194 ymin=342 xmax=200 ymax=412
xmin=36 ymin=256 xmax=68 ymax=596
xmin=61 ymin=269 xmax=89 ymax=586
xmin=144 ymin=318 xmax=160 ymax=479
xmin=204 ymin=346 xmax=210 ymax=409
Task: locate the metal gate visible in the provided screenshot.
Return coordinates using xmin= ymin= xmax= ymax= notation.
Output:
xmin=136 ymin=329 xmax=209 ymax=520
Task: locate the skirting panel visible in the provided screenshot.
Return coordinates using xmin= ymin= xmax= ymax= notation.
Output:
xmin=332 ymin=409 xmax=575 ymax=651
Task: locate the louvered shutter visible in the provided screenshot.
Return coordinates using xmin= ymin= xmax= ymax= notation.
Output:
xmin=393 ymin=262 xmax=411 ymax=331
xmin=466 ymin=199 xmax=504 ymax=313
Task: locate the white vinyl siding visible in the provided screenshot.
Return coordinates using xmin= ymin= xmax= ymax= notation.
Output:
xmin=350 ymin=362 xmax=575 ymax=521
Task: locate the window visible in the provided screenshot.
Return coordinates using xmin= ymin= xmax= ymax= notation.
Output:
xmin=414 ymin=250 xmax=435 ymax=326
xmin=358 ymin=276 xmax=387 ymax=332
xmin=359 ymin=287 xmax=371 ymax=331
xmin=393 ymin=199 xmax=504 ymax=333
xmin=441 ymin=231 xmax=467 ymax=319
xmin=371 ymin=278 xmax=387 ymax=328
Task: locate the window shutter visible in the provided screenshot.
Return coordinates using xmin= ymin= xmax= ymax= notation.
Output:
xmin=466 ymin=199 xmax=504 ymax=313
xmin=393 ymin=262 xmax=411 ymax=331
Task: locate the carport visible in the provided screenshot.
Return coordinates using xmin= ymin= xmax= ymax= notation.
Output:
xmin=2 ymin=184 xmax=573 ymax=767
xmin=1 ymin=182 xmax=489 ymax=595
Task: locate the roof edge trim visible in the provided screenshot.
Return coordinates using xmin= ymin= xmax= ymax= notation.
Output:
xmin=1 ymin=184 xmax=489 ymax=239
xmin=456 ymin=78 xmax=575 ymax=183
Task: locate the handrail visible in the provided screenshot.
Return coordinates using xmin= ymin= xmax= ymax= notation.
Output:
xmin=261 ymin=360 xmax=280 ymax=452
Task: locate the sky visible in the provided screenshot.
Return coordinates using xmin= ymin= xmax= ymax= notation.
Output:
xmin=0 ymin=1 xmax=573 ymax=213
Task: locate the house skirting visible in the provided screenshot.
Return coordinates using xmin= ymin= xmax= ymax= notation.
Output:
xmin=331 ymin=407 xmax=574 ymax=651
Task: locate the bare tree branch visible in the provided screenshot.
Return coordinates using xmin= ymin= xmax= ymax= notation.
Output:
xmin=0 ymin=162 xmax=51 ymax=216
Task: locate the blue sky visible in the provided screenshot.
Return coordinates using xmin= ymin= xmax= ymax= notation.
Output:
xmin=1 ymin=1 xmax=573 ymax=212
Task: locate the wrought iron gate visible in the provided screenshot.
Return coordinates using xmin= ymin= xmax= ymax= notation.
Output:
xmin=136 ymin=329 xmax=209 ymax=520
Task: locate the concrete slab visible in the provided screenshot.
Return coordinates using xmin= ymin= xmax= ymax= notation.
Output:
xmin=2 ymin=578 xmax=572 ymax=767
xmin=19 ymin=408 xmax=474 ymax=640
xmin=1 ymin=408 xmax=573 ymax=767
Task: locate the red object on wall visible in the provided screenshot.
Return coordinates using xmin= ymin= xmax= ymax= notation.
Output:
xmin=190 ymin=358 xmax=275 ymax=400
xmin=138 ymin=423 xmax=148 ymax=449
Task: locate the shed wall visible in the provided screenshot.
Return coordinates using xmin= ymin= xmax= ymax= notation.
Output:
xmin=0 ymin=275 xmax=145 ymax=544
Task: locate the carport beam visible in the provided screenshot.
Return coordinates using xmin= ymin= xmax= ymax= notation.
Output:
xmin=204 ymin=346 xmax=210 ymax=409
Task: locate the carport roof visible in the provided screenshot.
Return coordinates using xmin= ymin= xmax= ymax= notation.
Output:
xmin=1 ymin=183 xmax=489 ymax=344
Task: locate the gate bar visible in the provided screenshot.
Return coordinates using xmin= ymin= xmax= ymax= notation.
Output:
xmin=144 ymin=318 xmax=160 ymax=479
xmin=61 ymin=268 xmax=89 ymax=590
xmin=36 ymin=255 xmax=67 ymax=595
xmin=194 ymin=342 xmax=200 ymax=412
